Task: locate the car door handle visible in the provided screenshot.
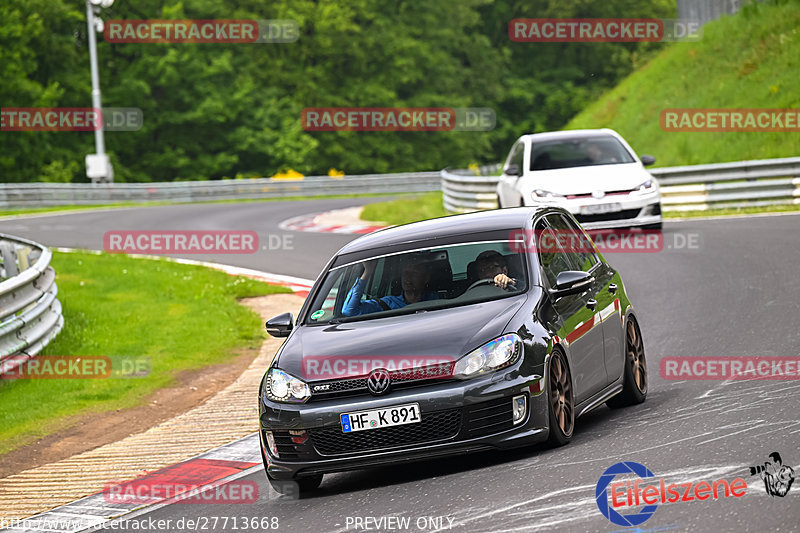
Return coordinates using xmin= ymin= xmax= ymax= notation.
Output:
xmin=608 ymin=284 xmax=618 ymax=294
xmin=586 ymin=298 xmax=597 ymax=311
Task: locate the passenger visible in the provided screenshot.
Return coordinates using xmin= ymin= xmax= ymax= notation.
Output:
xmin=475 ymin=250 xmax=516 ymax=290
xmin=342 ymin=259 xmax=438 ymax=316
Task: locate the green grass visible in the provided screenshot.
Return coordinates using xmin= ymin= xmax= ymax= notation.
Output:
xmin=360 ymin=192 xmax=451 ymax=226
xmin=0 ymin=251 xmax=290 ymax=455
xmin=566 ymin=0 xmax=800 ymax=165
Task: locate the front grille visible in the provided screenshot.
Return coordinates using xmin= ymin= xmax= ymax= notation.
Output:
xmin=575 ymin=208 xmax=642 ymax=223
xmin=464 ymin=396 xmax=515 ymax=437
xmin=567 ymin=189 xmax=633 ymax=199
xmin=310 ymin=408 xmax=461 ymax=456
xmin=309 ymin=363 xmax=454 ymax=401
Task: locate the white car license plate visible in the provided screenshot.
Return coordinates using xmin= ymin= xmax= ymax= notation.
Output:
xmin=341 ymin=403 xmax=421 ymax=433
xmin=581 ymin=203 xmax=622 ymax=215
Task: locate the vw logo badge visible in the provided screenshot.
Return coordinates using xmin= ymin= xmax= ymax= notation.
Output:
xmin=366 ymin=368 xmax=391 ymax=395
xmin=592 ymin=190 xmax=606 ymax=199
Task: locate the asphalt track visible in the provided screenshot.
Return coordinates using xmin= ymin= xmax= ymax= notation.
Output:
xmin=1 ymin=201 xmax=799 ymax=532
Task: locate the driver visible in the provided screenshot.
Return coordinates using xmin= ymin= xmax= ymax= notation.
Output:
xmin=342 ymin=258 xmax=438 ymax=316
xmin=586 ymin=142 xmax=619 ymax=164
xmin=475 ymin=250 xmax=515 ymax=290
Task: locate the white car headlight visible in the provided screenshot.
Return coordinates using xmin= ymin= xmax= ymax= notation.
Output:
xmin=532 ymin=189 xmax=564 ymax=199
xmin=454 ymin=334 xmax=522 ymax=378
xmin=635 ymin=179 xmax=653 ymax=191
xmin=266 ymin=368 xmax=311 ymax=403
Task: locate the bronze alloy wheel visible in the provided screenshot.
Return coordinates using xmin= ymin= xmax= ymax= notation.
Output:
xmin=607 ymin=316 xmax=648 ymax=409
xmin=549 ymin=351 xmax=574 ymax=440
xmin=627 ymin=319 xmax=647 ymax=395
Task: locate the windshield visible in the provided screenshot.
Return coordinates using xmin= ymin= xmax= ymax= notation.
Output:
xmin=305 ymin=241 xmax=528 ymax=324
xmin=529 ymin=135 xmax=635 ymax=171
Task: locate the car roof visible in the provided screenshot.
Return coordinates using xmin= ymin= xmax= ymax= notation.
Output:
xmin=336 ymin=206 xmax=553 ymax=256
xmin=518 ymin=128 xmax=620 ymax=143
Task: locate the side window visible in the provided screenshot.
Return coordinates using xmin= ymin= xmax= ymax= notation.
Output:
xmin=544 ymin=214 xmax=598 ymax=272
xmin=534 ymin=218 xmax=574 ymax=288
xmin=506 ymin=142 xmax=524 ymax=170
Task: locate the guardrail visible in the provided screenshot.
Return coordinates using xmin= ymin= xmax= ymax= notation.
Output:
xmin=0 ymin=234 xmax=63 ymax=375
xmin=442 ymin=157 xmax=800 ymax=213
xmin=0 ymin=172 xmax=442 ymax=208
xmin=650 ymin=157 xmax=800 ymax=211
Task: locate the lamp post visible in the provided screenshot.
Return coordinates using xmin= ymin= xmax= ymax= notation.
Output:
xmin=85 ymin=0 xmax=115 ymax=184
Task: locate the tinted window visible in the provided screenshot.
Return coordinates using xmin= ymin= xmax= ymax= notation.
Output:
xmin=305 ymin=241 xmax=528 ymax=323
xmin=506 ymin=141 xmax=524 ymax=170
xmin=529 ymin=135 xmax=634 ymax=171
xmin=544 ymin=214 xmax=598 ymax=272
xmin=534 ymin=218 xmax=574 ymax=288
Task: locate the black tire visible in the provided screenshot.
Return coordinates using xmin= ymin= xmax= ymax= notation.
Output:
xmin=607 ymin=317 xmax=648 ymax=408
xmin=642 ymin=222 xmax=662 ymax=230
xmin=547 ymin=349 xmax=574 ymax=446
xmin=497 ymin=194 xmax=504 ymax=209
xmin=267 ymin=473 xmax=323 ymax=496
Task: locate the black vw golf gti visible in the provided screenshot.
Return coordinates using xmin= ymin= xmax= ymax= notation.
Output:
xmin=259 ymin=207 xmax=648 ymax=494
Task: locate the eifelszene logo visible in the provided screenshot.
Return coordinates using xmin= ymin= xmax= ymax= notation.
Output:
xmin=749 ymin=452 xmax=795 ymax=497
xmin=595 ymin=461 xmax=747 ymax=527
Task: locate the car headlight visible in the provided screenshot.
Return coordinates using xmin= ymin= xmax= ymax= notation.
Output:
xmin=454 ymin=334 xmax=523 ymax=378
xmin=635 ymin=179 xmax=653 ymax=191
xmin=532 ymin=189 xmax=564 ymax=199
xmin=265 ymin=368 xmax=311 ymax=403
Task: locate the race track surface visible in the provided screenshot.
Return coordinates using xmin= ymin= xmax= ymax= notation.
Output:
xmin=2 ymin=203 xmax=798 ymax=532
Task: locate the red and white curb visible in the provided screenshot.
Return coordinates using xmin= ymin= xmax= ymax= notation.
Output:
xmin=1 ymin=257 xmax=313 ymax=533
xmin=0 ymin=434 xmax=265 ymax=533
xmin=55 ymin=248 xmax=316 ymax=297
xmin=168 ymin=258 xmax=315 ymax=297
xmin=279 ymin=210 xmax=386 ymax=235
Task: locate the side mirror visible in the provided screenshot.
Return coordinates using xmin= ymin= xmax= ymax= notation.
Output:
xmin=640 ymin=155 xmax=656 ymax=167
xmin=505 ymin=164 xmax=521 ymax=177
xmin=265 ymin=312 xmax=293 ymax=337
xmin=551 ymin=271 xmax=593 ymax=298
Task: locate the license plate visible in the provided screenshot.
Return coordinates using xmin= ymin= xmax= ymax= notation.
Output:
xmin=341 ymin=403 xmax=421 ymax=433
xmin=581 ymin=203 xmax=622 ymax=215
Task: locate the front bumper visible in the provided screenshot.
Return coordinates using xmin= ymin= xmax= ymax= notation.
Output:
xmin=259 ymin=369 xmax=548 ymax=480
xmin=528 ymin=189 xmax=662 ymax=230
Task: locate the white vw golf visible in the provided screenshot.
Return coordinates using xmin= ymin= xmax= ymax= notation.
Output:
xmin=497 ymin=129 xmax=662 ymax=229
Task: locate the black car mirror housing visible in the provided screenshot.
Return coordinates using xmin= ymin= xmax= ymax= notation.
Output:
xmin=266 ymin=312 xmax=294 ymax=337
xmin=551 ymin=271 xmax=593 ymax=298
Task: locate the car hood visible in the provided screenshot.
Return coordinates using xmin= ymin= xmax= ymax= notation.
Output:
xmin=521 ymin=163 xmax=652 ymax=195
xmin=275 ymin=294 xmax=531 ymax=381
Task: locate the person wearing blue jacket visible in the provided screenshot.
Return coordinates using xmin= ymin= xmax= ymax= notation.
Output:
xmin=342 ymin=259 xmax=438 ymax=316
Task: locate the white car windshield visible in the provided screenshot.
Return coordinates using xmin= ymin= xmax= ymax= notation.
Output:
xmin=530 ymin=136 xmax=635 ymax=171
